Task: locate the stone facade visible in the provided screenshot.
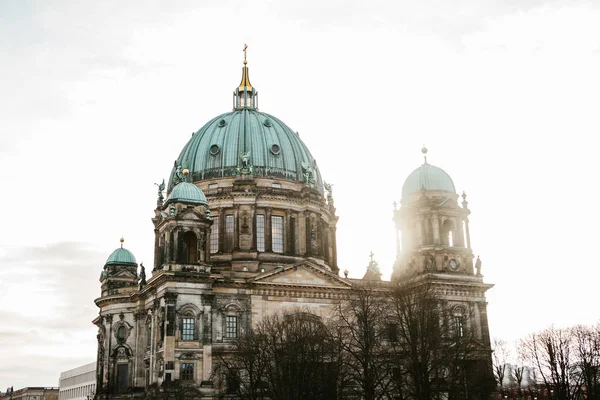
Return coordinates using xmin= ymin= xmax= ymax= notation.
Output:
xmin=92 ymin=58 xmax=494 ymax=398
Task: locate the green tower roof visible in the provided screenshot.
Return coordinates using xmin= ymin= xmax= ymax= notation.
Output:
xmin=165 ymin=182 xmax=208 ymax=206
xmin=105 ymin=247 xmax=137 ymax=266
xmin=402 ymin=163 xmax=456 ymax=199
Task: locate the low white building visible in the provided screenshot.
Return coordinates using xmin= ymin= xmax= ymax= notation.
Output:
xmin=59 ymin=363 xmax=96 ymax=400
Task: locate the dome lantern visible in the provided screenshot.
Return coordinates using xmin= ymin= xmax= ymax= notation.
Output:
xmin=234 ymin=44 xmax=257 ymax=110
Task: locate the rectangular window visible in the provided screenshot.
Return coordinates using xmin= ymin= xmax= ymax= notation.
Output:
xmin=225 ymin=214 xmax=234 ymax=252
xmin=271 ymin=215 xmax=284 ymax=253
xmin=180 ymin=362 xmax=194 ymax=381
xmin=208 ymin=183 xmax=218 ymax=189
xmin=271 ymin=183 xmax=281 ymax=188
xmin=454 ymin=316 xmax=464 ymax=337
xmin=182 ymin=317 xmax=195 ymax=341
xmin=387 ymin=323 xmax=398 ymax=343
xmin=226 ymin=316 xmax=238 ymax=338
xmin=256 ymin=214 xmax=265 ymax=252
xmin=210 ymin=216 xmax=219 ymax=253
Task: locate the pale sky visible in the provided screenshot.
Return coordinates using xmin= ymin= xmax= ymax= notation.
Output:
xmin=1 ymin=0 xmax=599 ymax=388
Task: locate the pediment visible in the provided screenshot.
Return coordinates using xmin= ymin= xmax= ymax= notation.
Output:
xmin=181 ymin=209 xmax=204 ymax=220
xmin=252 ymin=263 xmax=352 ymax=289
xmin=114 ymin=269 xmax=137 ymax=278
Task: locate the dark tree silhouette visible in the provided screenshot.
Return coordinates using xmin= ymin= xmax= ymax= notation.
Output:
xmin=214 ymin=310 xmax=340 ymax=400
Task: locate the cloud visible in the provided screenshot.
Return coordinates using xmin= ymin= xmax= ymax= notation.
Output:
xmin=0 ymin=242 xmax=108 ymax=388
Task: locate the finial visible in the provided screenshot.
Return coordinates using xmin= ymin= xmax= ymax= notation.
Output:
xmin=369 ymin=251 xmax=375 ymax=264
xmin=243 ymin=43 xmax=248 ymax=65
xmin=343 ymin=268 xmax=349 ymax=278
xmin=120 ymin=237 xmax=124 ymax=248
xmin=421 ymin=145 xmax=428 ymax=164
xmin=182 ymin=168 xmax=189 ymax=176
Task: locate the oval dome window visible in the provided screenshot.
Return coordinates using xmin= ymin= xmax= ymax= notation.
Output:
xmin=270 ymin=144 xmax=281 ymax=155
xmin=210 ymin=144 xmax=220 ymax=156
xmin=218 ymin=119 xmax=227 ymax=127
xmin=263 ymin=119 xmax=272 ymax=127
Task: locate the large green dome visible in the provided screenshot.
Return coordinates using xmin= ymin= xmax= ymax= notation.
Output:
xmin=167 ymin=109 xmax=323 ymax=194
xmin=402 ymin=163 xmax=456 ymax=200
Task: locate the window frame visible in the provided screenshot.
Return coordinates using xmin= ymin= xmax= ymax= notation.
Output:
xmin=271 ymin=215 xmax=284 ymax=253
xmin=210 ymin=216 xmax=219 ymax=253
xmin=180 ymin=362 xmax=194 ymax=381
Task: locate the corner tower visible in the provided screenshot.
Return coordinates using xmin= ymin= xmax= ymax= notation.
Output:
xmin=392 ymin=147 xmax=495 ymax=394
xmin=393 ymin=147 xmax=473 ymax=277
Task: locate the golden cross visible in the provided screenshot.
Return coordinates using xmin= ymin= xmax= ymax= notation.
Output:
xmin=243 ymin=44 xmax=248 ymax=65
xmin=369 ymin=251 xmax=374 ymax=263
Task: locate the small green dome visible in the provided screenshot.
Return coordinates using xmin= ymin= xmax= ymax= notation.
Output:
xmin=106 ymin=247 xmax=137 ymax=266
xmin=402 ymin=163 xmax=456 ymax=199
xmin=167 ymin=109 xmax=323 ymax=195
xmin=165 ymin=182 xmax=208 ymax=206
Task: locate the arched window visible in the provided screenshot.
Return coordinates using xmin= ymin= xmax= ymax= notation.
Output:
xmin=117 ymin=326 xmax=127 ymax=341
xmin=452 ymin=306 xmax=466 ymax=338
xmin=177 ymin=304 xmax=202 ymax=342
xmin=442 ymin=219 xmax=455 ymax=247
xmin=182 ymin=231 xmax=198 ymax=264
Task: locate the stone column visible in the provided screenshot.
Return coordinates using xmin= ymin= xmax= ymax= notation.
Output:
xmin=265 ymin=208 xmax=272 ymax=252
xmin=233 ymin=205 xmax=240 ymax=251
xmin=416 ymin=217 xmax=424 ymax=247
xmin=204 ymin=227 xmax=211 ymax=263
xmin=305 ymin=212 xmax=312 ymax=256
xmin=218 ymin=208 xmax=225 ymax=253
xmin=464 ymin=217 xmax=472 ymax=249
xmin=331 ymin=224 xmax=338 ymax=272
xmin=455 ymin=217 xmax=465 ymax=247
xmin=432 ymin=214 xmax=441 ymax=245
xmin=285 ymin=210 xmax=292 ymax=255
xmin=153 ymin=228 xmax=161 ymax=270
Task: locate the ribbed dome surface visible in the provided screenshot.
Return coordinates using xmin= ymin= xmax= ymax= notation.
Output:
xmin=402 ymin=163 xmax=456 ymax=199
xmin=168 ymin=109 xmax=323 ymax=194
xmin=105 ymin=248 xmax=137 ymax=266
xmin=166 ymin=182 xmax=208 ymax=206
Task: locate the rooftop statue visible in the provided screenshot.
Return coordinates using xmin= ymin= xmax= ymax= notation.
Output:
xmin=301 ymin=161 xmax=315 ymax=184
xmin=475 ymin=255 xmax=482 ymax=276
xmin=155 ymin=179 xmax=165 ymax=205
xmin=237 ymin=151 xmax=253 ymax=175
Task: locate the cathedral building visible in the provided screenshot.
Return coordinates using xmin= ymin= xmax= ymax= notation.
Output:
xmin=93 ymin=50 xmax=493 ymax=397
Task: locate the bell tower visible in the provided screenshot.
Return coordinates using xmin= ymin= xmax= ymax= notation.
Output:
xmin=392 ymin=147 xmax=474 ymax=278
xmin=392 ymin=148 xmax=495 ymax=394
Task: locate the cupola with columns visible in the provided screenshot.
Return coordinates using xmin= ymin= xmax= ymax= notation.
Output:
xmin=152 ymin=168 xmax=214 ymax=273
xmin=392 ymin=147 xmax=474 ymax=278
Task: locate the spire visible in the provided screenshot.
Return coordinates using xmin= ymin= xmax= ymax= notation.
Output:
xmin=238 ymin=44 xmax=252 ymax=90
xmin=422 ymin=145 xmax=428 ymax=164
xmin=234 ymin=44 xmax=257 ymax=109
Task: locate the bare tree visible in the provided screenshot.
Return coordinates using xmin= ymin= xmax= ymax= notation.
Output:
xmin=571 ymin=324 xmax=600 ymax=400
xmin=493 ymin=338 xmax=511 ymax=390
xmin=333 ymin=282 xmax=394 ymax=400
xmin=519 ymin=327 xmax=577 ymax=400
xmin=386 ymin=281 xmax=493 ymax=400
xmin=143 ymin=381 xmax=202 ymax=400
xmin=214 ymin=310 xmax=340 ymax=400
